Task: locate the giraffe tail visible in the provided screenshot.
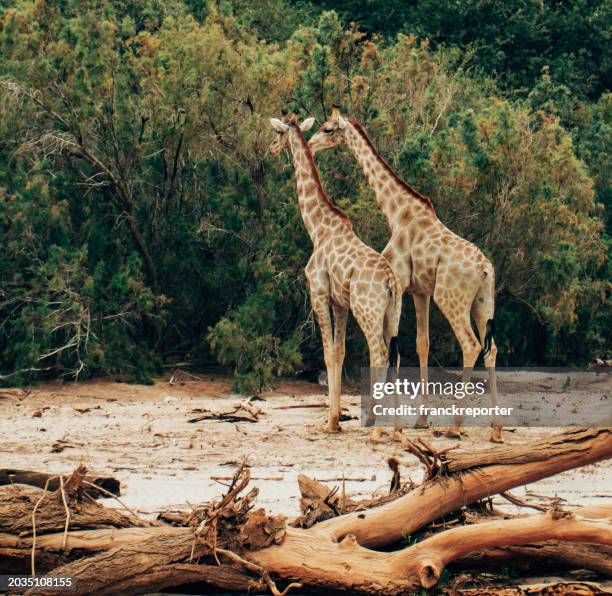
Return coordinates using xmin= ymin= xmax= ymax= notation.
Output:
xmin=384 ymin=270 xmax=402 ymax=369
xmin=482 ymin=319 xmax=495 ymax=357
xmin=388 ymin=336 xmax=399 ymax=369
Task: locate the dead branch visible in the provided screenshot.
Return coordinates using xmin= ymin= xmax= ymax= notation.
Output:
xmin=316 ymin=427 xmax=611 ymax=548
xmin=459 ymin=541 xmax=612 ymax=577
xmin=440 ymin=581 xmax=607 ymax=595
xmin=500 ymin=491 xmax=547 ymax=512
xmin=0 ymin=483 xmax=145 ymax=536
xmin=188 ymin=402 xmax=261 ymax=423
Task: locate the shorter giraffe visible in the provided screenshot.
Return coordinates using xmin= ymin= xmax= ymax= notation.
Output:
xmin=270 ymin=112 xmax=402 ymax=436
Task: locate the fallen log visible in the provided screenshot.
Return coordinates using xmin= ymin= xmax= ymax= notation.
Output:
xmin=0 ymin=526 xmax=186 ymax=566
xmin=0 ymin=469 xmax=120 ymax=498
xmin=442 ymin=428 xmax=607 ymax=473
xmin=459 ymin=542 xmax=612 ymax=576
xmin=0 ymin=484 xmax=144 ymax=536
xmin=0 ymin=465 xmax=145 ymax=537
xmin=4 ymin=428 xmax=610 ymax=595
xmin=317 ymin=427 xmax=612 ymax=547
xmin=443 ymin=582 xmax=608 ymax=595
xmin=247 ymin=511 xmax=612 ymax=594
xmin=30 ymin=531 xmax=214 ymax=595
xmin=455 ymin=504 xmax=612 ymax=576
xmin=89 ymin=563 xmax=265 ymax=594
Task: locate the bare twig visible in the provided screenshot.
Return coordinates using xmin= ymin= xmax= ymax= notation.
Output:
xmin=58 ymin=476 xmax=71 ymax=551
xmin=81 ymin=480 xmax=141 ymax=522
xmin=0 ymin=367 xmax=52 ymax=381
xmin=499 ymin=491 xmax=548 ymax=512
xmin=216 ymin=547 xmax=302 ymax=596
xmin=31 ymin=476 xmax=58 ymax=577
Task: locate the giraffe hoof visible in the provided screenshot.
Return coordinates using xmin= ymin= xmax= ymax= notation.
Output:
xmin=324 ymin=421 xmax=342 ymax=433
xmin=489 ymin=427 xmax=504 ymax=443
xmin=413 ymin=416 xmax=429 ymax=430
xmin=445 ymin=428 xmax=462 ymax=440
xmin=369 ymin=428 xmax=386 ymax=443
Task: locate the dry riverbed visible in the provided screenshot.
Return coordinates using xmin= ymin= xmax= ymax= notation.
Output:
xmin=0 ymin=373 xmax=610 ymax=591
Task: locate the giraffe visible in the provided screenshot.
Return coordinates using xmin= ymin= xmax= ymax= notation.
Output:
xmin=309 ymin=107 xmax=503 ymax=443
xmin=269 ymin=112 xmax=402 ymax=437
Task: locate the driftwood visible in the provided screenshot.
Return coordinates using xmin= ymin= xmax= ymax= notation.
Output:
xmin=188 ymin=400 xmax=262 ymax=423
xmin=0 ymin=484 xmax=144 ymax=536
xmin=440 ymin=428 xmax=605 ymax=473
xmin=294 ymin=458 xmax=412 ymax=528
xmin=0 ymin=469 xmax=120 ymax=498
xmin=0 ymin=428 xmax=608 ymax=595
xmin=442 ymin=582 xmax=608 ymax=595
xmin=455 ymin=504 xmax=612 ymax=577
xmin=460 ymin=541 xmax=612 ymax=576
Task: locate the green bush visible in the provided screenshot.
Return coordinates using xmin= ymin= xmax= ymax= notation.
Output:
xmin=0 ymin=1 xmax=608 ymax=388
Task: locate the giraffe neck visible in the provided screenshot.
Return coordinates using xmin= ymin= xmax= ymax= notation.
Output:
xmin=288 ymin=126 xmax=352 ymax=245
xmin=345 ymin=120 xmax=435 ymax=230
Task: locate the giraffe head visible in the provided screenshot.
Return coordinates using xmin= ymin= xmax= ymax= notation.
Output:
xmin=269 ymin=112 xmax=315 ymax=155
xmin=308 ymin=105 xmax=348 ymax=155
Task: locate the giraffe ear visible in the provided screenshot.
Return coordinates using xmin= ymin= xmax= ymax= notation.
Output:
xmin=337 ymin=115 xmax=347 ymax=129
xmin=300 ymin=117 xmax=315 ymax=132
xmin=270 ymin=118 xmax=289 ymax=132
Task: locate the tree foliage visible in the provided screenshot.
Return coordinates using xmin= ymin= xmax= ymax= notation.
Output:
xmin=0 ymin=0 xmax=608 ymax=389
xmin=309 ymin=0 xmax=611 ymax=100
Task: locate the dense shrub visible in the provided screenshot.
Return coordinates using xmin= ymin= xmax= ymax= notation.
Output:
xmin=0 ymin=1 xmax=608 ymax=389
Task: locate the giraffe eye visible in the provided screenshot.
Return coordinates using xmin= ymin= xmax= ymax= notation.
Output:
xmin=323 ymin=128 xmax=334 ymax=134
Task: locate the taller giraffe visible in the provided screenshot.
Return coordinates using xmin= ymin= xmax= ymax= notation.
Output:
xmin=309 ymin=107 xmax=502 ymax=443
xmin=270 ymin=112 xmax=402 ymax=435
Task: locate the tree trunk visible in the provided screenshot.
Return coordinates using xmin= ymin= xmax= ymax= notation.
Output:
xmin=459 ymin=542 xmax=612 ymax=576
xmin=443 ymin=583 xmax=608 ymax=595
xmin=126 ymin=210 xmax=159 ymax=295
xmin=0 ymin=469 xmax=119 ymax=498
xmin=314 ymin=428 xmax=611 ymax=547
xmin=0 ymin=484 xmax=146 ymax=536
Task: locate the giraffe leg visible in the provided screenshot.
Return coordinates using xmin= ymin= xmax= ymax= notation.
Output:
xmin=435 ymin=295 xmax=481 ymax=440
xmin=473 ymin=301 xmax=502 ymax=443
xmin=351 ymin=281 xmax=396 ymax=442
xmin=382 ymin=302 xmax=403 ymax=442
xmin=412 ymin=294 xmax=430 ymax=430
xmin=311 ymin=293 xmax=341 ymax=432
xmin=332 ymin=303 xmax=349 ymax=424
xmin=354 ymin=307 xmax=389 ymax=441
xmin=366 ymin=335 xmax=389 ymax=443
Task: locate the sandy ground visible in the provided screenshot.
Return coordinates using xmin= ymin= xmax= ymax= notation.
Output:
xmin=1 ymin=373 xmax=610 ymax=523
xmin=1 ymin=374 xmax=611 ymax=592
